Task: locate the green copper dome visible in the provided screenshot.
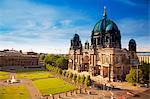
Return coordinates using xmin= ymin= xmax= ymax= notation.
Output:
xmin=106 ymin=22 xmax=118 ymax=31
xmin=93 ymin=19 xmax=118 ymax=32
xmin=92 ymin=6 xmax=119 ymax=33
xmin=91 ymin=6 xmax=121 ymax=49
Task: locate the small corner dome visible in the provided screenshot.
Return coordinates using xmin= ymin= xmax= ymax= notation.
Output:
xmin=72 ymin=33 xmax=80 ymax=41
xmin=129 ymin=39 xmax=136 ymax=44
xmin=74 ymin=33 xmax=79 ymax=38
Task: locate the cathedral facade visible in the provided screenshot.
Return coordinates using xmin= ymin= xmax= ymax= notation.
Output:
xmin=68 ymin=7 xmax=139 ymax=82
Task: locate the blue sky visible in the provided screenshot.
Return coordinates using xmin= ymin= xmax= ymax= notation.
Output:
xmin=0 ymin=0 xmax=149 ymax=53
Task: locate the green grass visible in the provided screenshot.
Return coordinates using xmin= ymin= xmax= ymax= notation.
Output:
xmin=16 ymin=70 xmax=47 ymax=73
xmin=0 ymin=71 xmax=9 ymax=79
xmin=16 ymin=71 xmax=51 ymax=79
xmin=0 ymin=85 xmax=30 ymax=99
xmin=33 ymin=78 xmax=77 ymax=95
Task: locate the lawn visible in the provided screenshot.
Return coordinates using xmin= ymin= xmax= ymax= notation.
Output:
xmin=33 ymin=78 xmax=77 ymax=95
xmin=16 ymin=71 xmax=51 ymax=79
xmin=0 ymin=85 xmax=30 ymax=99
xmin=0 ymin=71 xmax=9 ymax=79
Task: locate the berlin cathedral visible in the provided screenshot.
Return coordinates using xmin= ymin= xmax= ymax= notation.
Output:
xmin=68 ymin=7 xmax=139 ymax=82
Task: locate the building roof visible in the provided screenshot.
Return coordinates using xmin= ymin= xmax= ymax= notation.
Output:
xmin=0 ymin=50 xmax=38 ymax=57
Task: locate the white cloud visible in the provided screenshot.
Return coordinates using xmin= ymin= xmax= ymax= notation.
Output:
xmin=0 ymin=0 xmax=93 ymax=53
xmin=116 ymin=18 xmax=150 ymax=51
xmin=117 ymin=19 xmax=149 ymax=36
xmin=59 ymin=20 xmax=72 ymax=26
xmin=0 ymin=0 xmax=149 ymax=53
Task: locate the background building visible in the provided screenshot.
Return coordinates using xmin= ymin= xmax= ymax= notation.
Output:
xmin=68 ymin=7 xmax=139 ymax=82
xmin=137 ymin=52 xmax=150 ymax=64
xmin=0 ymin=49 xmax=42 ymax=71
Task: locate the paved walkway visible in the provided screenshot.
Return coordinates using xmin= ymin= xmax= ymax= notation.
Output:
xmin=21 ymin=79 xmax=42 ymax=99
xmin=7 ymin=73 xmax=42 ymax=99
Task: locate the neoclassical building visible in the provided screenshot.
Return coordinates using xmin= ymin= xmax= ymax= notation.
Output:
xmin=68 ymin=7 xmax=139 ymax=81
xmin=0 ymin=49 xmax=41 ymax=71
xmin=137 ymin=54 xmax=150 ymax=64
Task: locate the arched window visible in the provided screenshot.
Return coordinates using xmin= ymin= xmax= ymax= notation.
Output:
xmin=106 ymin=56 xmax=109 ymax=63
xmin=97 ymin=38 xmax=100 ymax=45
xmin=112 ymin=35 xmax=115 ymax=42
xmin=94 ymin=38 xmax=96 ymax=45
xmin=106 ymin=36 xmax=109 ymax=42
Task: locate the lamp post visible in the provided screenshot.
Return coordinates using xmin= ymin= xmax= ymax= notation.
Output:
xmin=108 ymin=64 xmax=111 ymax=82
xmin=73 ymin=50 xmax=76 ymax=70
xmin=136 ymin=64 xmax=139 ymax=83
xmin=134 ymin=60 xmax=140 ymax=84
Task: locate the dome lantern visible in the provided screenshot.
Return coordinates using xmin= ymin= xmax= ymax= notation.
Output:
xmin=103 ymin=6 xmax=107 ymax=19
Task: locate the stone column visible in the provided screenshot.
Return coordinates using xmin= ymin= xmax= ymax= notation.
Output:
xmin=108 ymin=64 xmax=111 ymax=81
xmin=100 ymin=66 xmax=104 ymax=77
xmin=92 ymin=55 xmax=94 ymax=66
xmin=73 ymin=53 xmax=75 ymax=70
xmin=110 ymin=66 xmax=114 ymax=81
xmin=94 ymin=55 xmax=96 ymax=66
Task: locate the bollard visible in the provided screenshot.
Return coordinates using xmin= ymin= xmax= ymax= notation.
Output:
xmin=58 ymin=94 xmax=61 ymax=98
xmin=70 ymin=91 xmax=72 ymax=96
xmin=84 ymin=89 xmax=87 ymax=93
xmin=75 ymin=90 xmax=77 ymax=94
xmin=49 ymin=94 xmax=54 ymax=99
xmin=52 ymin=95 xmax=54 ymax=99
xmin=79 ymin=88 xmax=81 ymax=94
xmin=87 ymin=91 xmax=91 ymax=95
xmin=51 ymin=95 xmax=54 ymax=99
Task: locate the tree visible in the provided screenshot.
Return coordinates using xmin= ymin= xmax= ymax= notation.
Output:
xmin=126 ymin=67 xmax=143 ymax=84
xmin=80 ymin=75 xmax=85 ymax=84
xmin=65 ymin=71 xmax=69 ymax=77
xmin=140 ymin=62 xmax=149 ymax=84
xmin=55 ymin=57 xmax=68 ymax=69
xmin=44 ymin=54 xmax=57 ymax=65
xmin=57 ymin=68 xmax=63 ymax=75
xmin=62 ymin=71 xmax=66 ymax=76
xmin=84 ymin=75 xmax=92 ymax=86
xmin=72 ymin=73 xmax=77 ymax=81
xmin=68 ymin=72 xmax=73 ymax=79
xmin=40 ymin=54 xmax=45 ymax=61
xmin=77 ymin=75 xmax=81 ymax=83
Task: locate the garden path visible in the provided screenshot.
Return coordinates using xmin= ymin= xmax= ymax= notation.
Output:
xmin=9 ymin=72 xmax=42 ymax=99
xmin=21 ymin=78 xmax=42 ymax=99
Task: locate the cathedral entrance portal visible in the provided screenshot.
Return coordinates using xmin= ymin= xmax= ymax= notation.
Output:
xmin=83 ymin=63 xmax=89 ymax=72
xmin=82 ymin=55 xmax=89 ymax=72
xmin=103 ymin=67 xmax=108 ymax=78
